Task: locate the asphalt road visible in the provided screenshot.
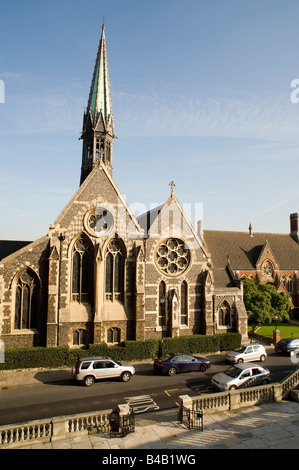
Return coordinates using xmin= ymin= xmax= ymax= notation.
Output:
xmin=0 ymin=349 xmax=297 ymax=426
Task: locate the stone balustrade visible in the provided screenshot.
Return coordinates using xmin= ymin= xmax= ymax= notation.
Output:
xmin=1 ymin=369 xmax=298 ymax=448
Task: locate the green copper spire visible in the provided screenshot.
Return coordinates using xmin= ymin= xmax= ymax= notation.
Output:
xmin=88 ymin=24 xmax=112 ymax=124
xmin=80 ymin=25 xmax=115 ymax=185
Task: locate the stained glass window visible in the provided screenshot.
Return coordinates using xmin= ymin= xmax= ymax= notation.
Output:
xmin=107 ymin=327 xmax=121 ymax=343
xmin=156 ymin=239 xmax=189 ymax=276
xmin=71 ymin=237 xmax=92 ymax=303
xmin=158 ymin=281 xmax=166 ymax=327
xmin=105 ymin=240 xmax=124 ymax=302
xmin=14 ymin=269 xmax=39 ymax=330
xmin=181 ymin=281 xmax=188 ymax=325
xmin=218 ymin=302 xmax=230 ymax=326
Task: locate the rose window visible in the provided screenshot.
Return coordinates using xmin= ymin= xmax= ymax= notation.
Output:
xmin=156 ymin=238 xmax=190 ymax=275
xmin=261 ymin=260 xmax=273 ymax=277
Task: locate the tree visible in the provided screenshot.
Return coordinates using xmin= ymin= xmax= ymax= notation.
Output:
xmin=242 ymin=278 xmax=290 ymax=331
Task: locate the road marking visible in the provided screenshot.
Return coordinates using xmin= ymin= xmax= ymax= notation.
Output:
xmin=164 ymin=389 xmax=179 ymax=397
xmin=124 ymin=395 xmax=159 ymax=414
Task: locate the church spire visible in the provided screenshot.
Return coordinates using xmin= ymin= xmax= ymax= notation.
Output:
xmin=80 ymin=25 xmax=115 ymax=185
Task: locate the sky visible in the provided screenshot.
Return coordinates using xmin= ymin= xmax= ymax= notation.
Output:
xmin=1 ymin=0 xmax=299 ymax=241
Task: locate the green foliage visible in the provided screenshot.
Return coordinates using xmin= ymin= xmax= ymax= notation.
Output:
xmin=160 ymin=335 xmax=219 ymax=357
xmin=216 ymin=333 xmax=242 ymax=351
xmin=0 ymin=346 xmax=71 ymax=370
xmin=0 ymin=333 xmax=242 ymax=370
xmin=242 ymin=278 xmax=290 ymax=330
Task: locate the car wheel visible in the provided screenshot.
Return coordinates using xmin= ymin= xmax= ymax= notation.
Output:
xmin=168 ymin=367 xmax=177 ymax=376
xmin=121 ymin=372 xmax=131 ymax=382
xmin=237 ymin=358 xmax=243 ymax=363
xmin=199 ymin=364 xmax=207 ymax=372
xmin=261 ymin=378 xmax=270 ymax=385
xmin=84 ymin=375 xmax=94 ymax=387
xmin=260 ymin=354 xmax=266 ymax=362
xmin=229 ymin=385 xmax=237 ymax=390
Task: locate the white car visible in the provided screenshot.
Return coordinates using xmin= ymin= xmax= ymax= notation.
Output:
xmin=72 ymin=356 xmax=135 ymax=386
xmin=225 ymin=344 xmax=267 ymax=364
xmin=211 ymin=363 xmax=270 ymax=391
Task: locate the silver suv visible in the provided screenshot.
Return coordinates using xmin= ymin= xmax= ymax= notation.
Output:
xmin=225 ymin=343 xmax=267 ymax=364
xmin=72 ymin=356 xmax=135 ymax=386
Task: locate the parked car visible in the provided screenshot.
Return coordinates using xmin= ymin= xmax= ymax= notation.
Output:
xmin=225 ymin=343 xmax=267 ymax=364
xmin=211 ymin=363 xmax=270 ymax=391
xmin=154 ymin=354 xmax=211 ymax=376
xmin=275 ymin=338 xmax=299 ymax=355
xmin=72 ymin=356 xmax=135 ymax=386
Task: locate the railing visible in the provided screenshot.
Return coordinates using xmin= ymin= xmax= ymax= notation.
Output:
xmin=281 ymin=368 xmax=299 ymax=397
xmin=1 ymin=369 xmax=298 ymax=448
xmin=179 ymin=367 xmax=299 ymax=425
xmin=1 ymin=419 xmax=52 ymax=448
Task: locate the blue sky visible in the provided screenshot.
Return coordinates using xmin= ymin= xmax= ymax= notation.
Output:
xmin=1 ymin=0 xmax=299 ymax=240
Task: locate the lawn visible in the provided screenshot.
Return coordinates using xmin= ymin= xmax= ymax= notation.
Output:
xmin=249 ymin=322 xmax=299 ymax=339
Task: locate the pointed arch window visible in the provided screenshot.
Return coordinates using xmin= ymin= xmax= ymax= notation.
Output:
xmin=158 ymin=281 xmax=166 ymax=327
xmin=14 ymin=269 xmax=39 ymax=330
xmin=105 ymin=239 xmax=124 ymax=302
xmin=218 ymin=301 xmax=231 ymax=326
xmin=72 ymin=237 xmax=93 ymax=303
xmin=107 ymin=327 xmax=121 ymax=344
xmin=73 ymin=329 xmax=87 ymax=347
xmin=286 ymin=276 xmax=294 ymax=294
xmin=181 ymin=281 xmax=188 ymax=325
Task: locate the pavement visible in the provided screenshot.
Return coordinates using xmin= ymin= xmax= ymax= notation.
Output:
xmin=15 ymin=400 xmax=299 ymax=450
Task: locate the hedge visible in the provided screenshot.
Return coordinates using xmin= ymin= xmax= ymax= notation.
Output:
xmin=0 ymin=333 xmax=241 ymax=371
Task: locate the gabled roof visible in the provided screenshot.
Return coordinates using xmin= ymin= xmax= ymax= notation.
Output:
xmin=55 ymin=162 xmax=142 ymax=236
xmin=0 ymin=240 xmax=32 ymax=261
xmin=204 ymin=230 xmax=299 ymax=270
xmin=137 ymin=193 xmax=209 ymax=257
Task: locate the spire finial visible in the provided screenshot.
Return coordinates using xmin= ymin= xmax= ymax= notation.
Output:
xmin=169 ymin=181 xmax=176 ymax=196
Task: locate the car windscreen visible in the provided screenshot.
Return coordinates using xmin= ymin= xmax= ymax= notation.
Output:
xmin=278 ymin=339 xmax=289 ymax=345
xmin=233 ymin=346 xmax=246 ymax=353
xmin=224 ymin=366 xmax=242 ymax=378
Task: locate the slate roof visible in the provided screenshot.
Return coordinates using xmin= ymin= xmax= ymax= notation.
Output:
xmin=203 ymin=231 xmax=299 ymax=270
xmin=0 ymin=240 xmax=32 ymax=261
xmin=211 ymin=267 xmax=236 ymax=289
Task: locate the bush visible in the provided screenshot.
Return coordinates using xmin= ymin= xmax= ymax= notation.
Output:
xmin=0 ymin=333 xmax=242 ymax=370
xmin=216 ymin=333 xmax=242 ymax=351
xmin=0 ymin=346 xmax=70 ymax=370
xmin=160 ymin=335 xmax=220 ymax=357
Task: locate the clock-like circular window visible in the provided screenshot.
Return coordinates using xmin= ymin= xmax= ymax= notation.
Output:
xmin=156 ymin=238 xmax=190 ymax=275
xmin=85 ymin=207 xmax=114 ymax=238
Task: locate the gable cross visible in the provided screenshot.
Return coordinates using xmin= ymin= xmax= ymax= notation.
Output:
xmin=169 ymin=180 xmax=176 ymax=196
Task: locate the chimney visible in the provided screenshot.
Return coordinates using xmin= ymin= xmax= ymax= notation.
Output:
xmin=249 ymin=223 xmax=253 ymax=237
xmin=290 ymin=213 xmax=299 ymax=243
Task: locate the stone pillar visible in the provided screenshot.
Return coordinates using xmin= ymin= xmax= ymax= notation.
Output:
xmin=93 ymin=244 xmax=103 ymax=344
xmin=46 ymin=245 xmax=59 ymax=347
xmin=273 ymin=329 xmax=280 ymax=344
xmin=135 ymin=245 xmax=145 ymax=341
xmin=51 ymin=417 xmax=69 ymax=442
xmin=170 ymin=289 xmax=179 ymax=337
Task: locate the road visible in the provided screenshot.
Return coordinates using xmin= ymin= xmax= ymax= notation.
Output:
xmin=0 ymin=349 xmax=297 ymax=426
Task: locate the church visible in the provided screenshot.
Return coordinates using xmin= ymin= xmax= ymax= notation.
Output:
xmin=0 ymin=26 xmax=298 ymax=350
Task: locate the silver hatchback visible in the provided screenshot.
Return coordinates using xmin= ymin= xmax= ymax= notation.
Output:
xmin=225 ymin=344 xmax=267 ymax=364
xmin=211 ymin=363 xmax=270 ymax=391
xmin=72 ymin=356 xmax=135 ymax=386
